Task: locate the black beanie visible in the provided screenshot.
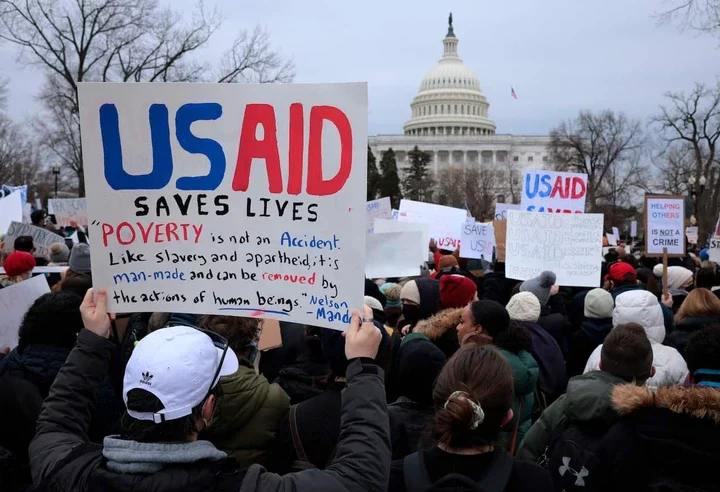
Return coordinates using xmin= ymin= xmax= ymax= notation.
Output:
xmin=397 ymin=333 xmax=447 ymax=405
xmin=470 ymin=300 xmax=510 ymax=338
xmin=365 ymin=278 xmax=387 ymax=307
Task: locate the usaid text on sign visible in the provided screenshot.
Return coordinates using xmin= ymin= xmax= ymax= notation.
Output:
xmin=78 ymin=83 xmax=367 ymax=330
xmin=521 ymin=170 xmax=588 ymax=214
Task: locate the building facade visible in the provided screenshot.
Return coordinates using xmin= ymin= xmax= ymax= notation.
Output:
xmin=368 ymin=16 xmax=551 ymax=188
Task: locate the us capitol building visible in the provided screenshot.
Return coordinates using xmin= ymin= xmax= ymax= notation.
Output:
xmin=368 ymin=15 xmax=551 ymax=190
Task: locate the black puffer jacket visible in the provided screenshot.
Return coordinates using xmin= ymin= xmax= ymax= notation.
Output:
xmin=388 ymin=397 xmax=434 ymax=460
xmin=29 ymin=330 xmax=391 ymax=492
xmin=664 ymin=315 xmax=720 ymax=359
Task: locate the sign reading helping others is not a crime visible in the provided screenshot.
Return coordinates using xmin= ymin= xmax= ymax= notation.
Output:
xmin=644 ymin=195 xmax=685 ymax=257
xmin=78 ymin=82 xmax=367 ymax=331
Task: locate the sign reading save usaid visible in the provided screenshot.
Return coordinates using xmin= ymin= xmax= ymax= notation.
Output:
xmin=78 ymin=82 xmax=367 ymax=330
xmin=521 ymin=170 xmax=588 ymax=213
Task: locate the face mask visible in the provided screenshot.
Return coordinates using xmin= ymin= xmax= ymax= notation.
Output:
xmin=403 ymin=304 xmax=422 ymax=324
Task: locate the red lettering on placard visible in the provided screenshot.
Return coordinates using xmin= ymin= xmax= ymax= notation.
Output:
xmin=233 ymin=104 xmax=282 ymax=193
xmin=306 ymin=106 xmax=352 ymax=196
xmin=571 ymin=177 xmax=586 ymax=199
xmin=287 ymin=103 xmax=304 ymax=195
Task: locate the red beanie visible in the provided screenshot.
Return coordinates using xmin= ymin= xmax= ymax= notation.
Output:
xmin=440 ymin=274 xmax=477 ymax=309
xmin=3 ymin=251 xmax=36 ymax=277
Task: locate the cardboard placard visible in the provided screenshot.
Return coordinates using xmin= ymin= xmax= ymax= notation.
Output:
xmin=365 ymin=197 xmax=392 ymax=234
xmin=644 ymin=195 xmax=685 ymax=257
xmin=365 ymin=231 xmax=423 ymax=279
xmin=258 ymin=319 xmax=283 ymax=351
xmin=1 ymin=221 xmax=65 ymax=258
xmin=373 ymin=218 xmax=428 ymax=265
xmin=398 ymin=199 xmax=467 ymax=250
xmin=78 ymin=82 xmax=367 ymax=331
xmin=0 ymin=275 xmax=51 ymax=349
xmin=506 ymin=210 xmax=604 ymax=288
xmin=492 ymin=220 xmax=507 ymax=262
xmin=48 ymin=198 xmax=88 ymax=227
xmin=0 ymin=191 xmax=23 ymax=235
xmin=521 ymin=170 xmax=588 ymax=213
xmin=460 ymin=222 xmax=495 ymax=260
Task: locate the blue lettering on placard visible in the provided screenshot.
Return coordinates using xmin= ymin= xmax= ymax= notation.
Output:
xmin=101 ymin=103 xmax=173 ymax=190
xmin=175 ymin=103 xmax=226 ymax=191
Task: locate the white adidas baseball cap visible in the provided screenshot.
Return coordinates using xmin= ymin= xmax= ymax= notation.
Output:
xmin=123 ymin=325 xmax=239 ymax=423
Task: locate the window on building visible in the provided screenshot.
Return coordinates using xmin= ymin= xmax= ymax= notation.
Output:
xmin=513 ymin=156 xmax=519 ymax=162
xmin=461 ymin=106 xmax=464 ymax=114
xmin=441 ymin=106 xmax=444 ymax=114
xmin=528 ymin=156 xmax=534 ymax=162
xmin=454 ymin=104 xmax=457 ymax=113
xmin=434 ymin=105 xmax=437 ymax=114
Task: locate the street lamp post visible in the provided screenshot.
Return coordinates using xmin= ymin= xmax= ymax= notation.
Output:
xmin=51 ymin=163 xmax=62 ymax=198
xmin=688 ymin=173 xmax=707 ymax=243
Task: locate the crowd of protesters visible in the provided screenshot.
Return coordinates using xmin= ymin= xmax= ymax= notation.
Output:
xmin=1 ymin=213 xmax=720 ymax=492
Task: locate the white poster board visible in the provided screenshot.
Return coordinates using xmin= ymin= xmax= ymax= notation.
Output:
xmin=521 ymin=170 xmax=588 ymax=213
xmin=398 ymin=199 xmax=467 ymax=250
xmin=494 ymin=203 xmax=522 ymax=220
xmin=709 ymin=237 xmax=720 ymax=263
xmin=506 ymin=210 xmax=604 ymax=287
xmin=460 ymin=222 xmax=495 ymax=260
xmin=631 ymin=220 xmax=638 ymax=238
xmin=78 ymin=82 xmax=368 ymax=331
xmin=645 ymin=196 xmax=685 ymax=256
xmin=365 ymin=231 xmax=423 ymax=278
xmin=685 ymin=226 xmax=699 ymax=245
xmin=1 ymin=221 xmax=65 ymax=258
xmin=612 ymin=227 xmax=620 ymax=239
xmin=373 ymin=218 xmax=428 ymax=265
xmin=49 ymin=198 xmax=88 ymax=227
xmin=0 ymin=191 xmax=23 ymax=235
xmin=365 ymin=197 xmax=392 ymax=234
xmin=0 ymin=275 xmax=51 ymax=350
xmin=606 ymin=233 xmax=618 ymax=246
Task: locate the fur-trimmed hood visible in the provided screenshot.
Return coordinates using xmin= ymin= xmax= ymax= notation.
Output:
xmin=413 ymin=308 xmax=463 ymax=341
xmin=612 ymin=384 xmax=720 ymax=425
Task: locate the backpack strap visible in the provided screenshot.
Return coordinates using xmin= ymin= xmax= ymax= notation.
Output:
xmin=288 ymin=403 xmax=316 ymax=470
xmin=403 ymin=452 xmax=433 ymax=492
xmin=509 ymin=399 xmax=523 ymax=455
xmin=476 ymin=451 xmax=513 ymax=491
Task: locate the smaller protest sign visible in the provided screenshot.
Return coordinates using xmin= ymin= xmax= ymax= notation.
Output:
xmin=645 ymin=195 xmax=685 ymax=257
xmin=258 ymin=319 xmax=283 ymax=351
xmin=0 ymin=276 xmax=51 ymax=350
xmin=606 ymin=233 xmax=618 ymax=246
xmin=365 ymin=231 xmax=424 ymax=279
xmin=366 ymin=197 xmax=392 ymax=234
xmin=520 ymin=170 xmax=587 ymax=213
xmin=494 ymin=203 xmax=522 ymax=221
xmin=685 ymin=226 xmax=699 ymax=245
xmin=492 ymin=220 xmax=507 ymax=262
xmin=1 ymin=221 xmax=65 ymax=258
xmin=612 ymin=227 xmax=620 ymax=240
xmin=48 ymin=198 xmax=88 ymax=227
xmin=1 ymin=184 xmax=27 ymax=203
xmin=715 ymin=217 xmax=720 ymax=237
xmin=460 ymin=222 xmax=495 ymax=260
xmin=373 ymin=218 xmax=428 ymax=265
xmin=391 ymin=209 xmax=399 ymax=220
xmin=398 ymin=199 xmax=467 ymax=250
xmin=631 ymin=220 xmax=638 ymax=238
xmin=22 ymin=203 xmax=31 ymax=223
xmin=35 ymin=198 xmax=42 ymax=210
xmin=709 ymin=237 xmax=720 ymax=263
xmin=0 ymin=191 xmax=23 ymax=235
xmin=505 ymin=210 xmax=604 ymax=287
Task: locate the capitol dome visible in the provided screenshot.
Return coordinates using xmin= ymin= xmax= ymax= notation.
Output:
xmin=403 ymin=16 xmax=496 ymax=137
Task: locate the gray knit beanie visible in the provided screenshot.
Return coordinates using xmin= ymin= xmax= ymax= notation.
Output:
xmin=520 ymin=271 xmax=556 ymax=305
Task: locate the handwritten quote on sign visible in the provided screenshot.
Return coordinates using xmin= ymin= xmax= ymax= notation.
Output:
xmin=78 ymin=82 xmax=367 ymax=330
xmin=505 ymin=210 xmax=603 ymax=288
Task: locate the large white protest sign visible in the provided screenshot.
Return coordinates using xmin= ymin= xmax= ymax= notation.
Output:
xmin=49 ymin=198 xmax=88 ymax=227
xmin=1 ymin=221 xmax=65 ymax=258
xmin=373 ymin=218 xmax=428 ymax=265
xmin=460 ymin=222 xmax=495 ymax=260
xmin=710 ymin=237 xmax=720 ymax=263
xmin=78 ymin=82 xmax=367 ymax=331
xmin=366 ymin=197 xmax=392 ymax=234
xmin=365 ymin=231 xmax=423 ymax=279
xmin=521 ymin=170 xmax=587 ymax=213
xmin=398 ymin=199 xmax=467 ymax=250
xmin=0 ymin=191 xmax=23 ymax=235
xmin=506 ymin=210 xmax=604 ymax=287
xmin=494 ymin=203 xmax=521 ymax=220
xmin=644 ymin=195 xmax=685 ymax=257
xmin=0 ymin=275 xmax=51 ymax=350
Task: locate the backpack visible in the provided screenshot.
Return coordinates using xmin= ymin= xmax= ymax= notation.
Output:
xmin=537 ymin=421 xmax=606 ymax=491
xmin=402 ymin=451 xmax=513 ymax=492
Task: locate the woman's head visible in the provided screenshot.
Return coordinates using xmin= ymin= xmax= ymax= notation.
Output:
xmin=636 ymin=267 xmax=660 ymax=297
xmin=675 ymin=288 xmax=720 ymax=323
xmin=432 ymin=345 xmax=514 ymax=449
xmin=457 ymin=300 xmax=509 ymax=343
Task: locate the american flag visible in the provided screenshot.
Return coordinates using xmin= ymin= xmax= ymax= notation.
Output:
xmin=511 ymin=87 xmax=518 ymax=99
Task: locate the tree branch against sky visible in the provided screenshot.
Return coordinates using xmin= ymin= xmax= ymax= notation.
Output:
xmin=0 ymin=0 xmax=294 ymax=195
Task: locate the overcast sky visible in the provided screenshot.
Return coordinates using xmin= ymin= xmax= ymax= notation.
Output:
xmin=1 ymin=0 xmax=719 ymax=136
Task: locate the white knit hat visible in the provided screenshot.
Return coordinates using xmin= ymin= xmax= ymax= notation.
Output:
xmin=653 ymin=264 xmax=664 ymax=278
xmin=584 ymin=288 xmax=614 ymax=319
xmin=506 ymin=292 xmax=541 ymax=322
xmin=400 ymin=280 xmax=421 ymax=305
xmin=666 ymin=266 xmax=694 ymax=290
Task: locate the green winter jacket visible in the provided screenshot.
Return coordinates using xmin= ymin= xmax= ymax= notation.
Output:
xmin=516 ymin=370 xmax=626 ymax=462
xmin=206 ymin=359 xmax=290 ymax=466
xmin=497 ymin=348 xmax=538 ymax=451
